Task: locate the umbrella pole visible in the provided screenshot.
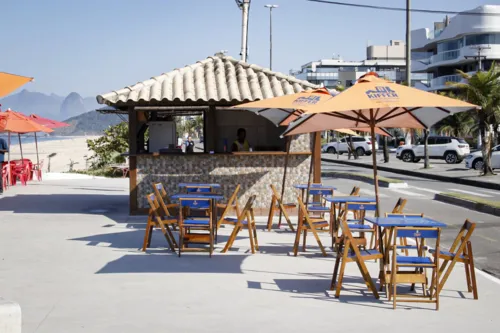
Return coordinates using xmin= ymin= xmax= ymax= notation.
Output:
xmin=369 ymin=116 xmax=380 ymax=217
xmin=18 ymin=133 xmax=24 ymax=160
xmin=305 ymin=133 xmax=316 ymax=207
xmin=278 ymin=136 xmax=291 ymax=228
xmin=8 ymin=133 xmax=11 ymax=186
xmin=34 ymin=132 xmax=40 ymax=166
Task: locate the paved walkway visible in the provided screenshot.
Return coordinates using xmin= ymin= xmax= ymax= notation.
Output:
xmin=0 ymin=179 xmax=499 ymax=332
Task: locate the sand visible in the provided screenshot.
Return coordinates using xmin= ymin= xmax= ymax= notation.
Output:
xmin=7 ymin=136 xmax=100 ymax=173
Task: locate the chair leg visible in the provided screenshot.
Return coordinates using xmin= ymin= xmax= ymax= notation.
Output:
xmin=335 ymin=250 xmax=349 ymax=298
xmin=293 ymin=219 xmax=303 ymax=257
xmin=467 ymin=241 xmax=478 ymax=300
xmin=330 ymin=250 xmax=341 ymax=290
xmin=309 ymin=224 xmax=327 ymax=257
xmin=142 ymin=220 xmax=153 ymax=251
xmin=222 ymin=225 xmax=240 ymax=253
xmin=302 ymin=230 xmax=307 ymax=252
xmin=253 ymin=223 xmax=259 ymax=251
xmin=267 ymin=197 xmax=275 ymax=231
xmin=209 ymin=226 xmax=214 ymax=258
xmin=437 ymin=257 xmax=459 ymax=295
xmin=247 ymin=224 xmax=255 ymax=254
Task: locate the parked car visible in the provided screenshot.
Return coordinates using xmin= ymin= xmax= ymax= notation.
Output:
xmin=322 ymin=136 xmax=378 ymax=156
xmin=465 ymin=145 xmax=500 ymax=170
xmin=395 ymin=136 xmax=470 ymax=164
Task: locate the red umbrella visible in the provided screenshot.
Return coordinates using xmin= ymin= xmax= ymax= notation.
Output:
xmin=29 ymin=114 xmax=70 ymax=129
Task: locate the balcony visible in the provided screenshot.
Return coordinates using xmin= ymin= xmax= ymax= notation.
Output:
xmin=430 ymin=50 xmax=461 ymax=64
xmin=428 ymin=72 xmax=475 ymax=90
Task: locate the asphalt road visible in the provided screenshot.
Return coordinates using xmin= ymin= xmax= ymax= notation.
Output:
xmin=321 ymin=160 xmax=500 ymax=279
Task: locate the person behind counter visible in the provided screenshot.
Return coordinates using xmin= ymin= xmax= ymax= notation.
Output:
xmin=231 ymin=128 xmax=251 ymax=152
xmin=185 ymin=136 xmax=195 ymax=153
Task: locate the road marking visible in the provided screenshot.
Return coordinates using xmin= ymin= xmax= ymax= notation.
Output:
xmin=448 ymin=189 xmax=493 ymax=198
xmin=408 ymin=186 xmax=441 ymax=194
xmin=360 ymin=189 xmax=388 ymax=198
xmin=390 ymin=189 xmax=426 ymax=197
xmin=477 ymin=189 xmax=500 ymax=195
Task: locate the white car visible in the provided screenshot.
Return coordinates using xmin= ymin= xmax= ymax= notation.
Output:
xmin=322 ymin=136 xmax=378 ymax=156
xmin=465 ymin=145 xmax=500 ymax=170
xmin=396 ymin=136 xmax=470 ymax=164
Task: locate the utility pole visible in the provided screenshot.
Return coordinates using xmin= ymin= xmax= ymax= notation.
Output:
xmin=405 ymin=0 xmax=411 ymax=88
xmin=235 ymin=0 xmax=251 ymax=62
xmin=264 ymin=4 xmax=278 ymax=70
xmin=465 ymin=45 xmax=491 ymax=149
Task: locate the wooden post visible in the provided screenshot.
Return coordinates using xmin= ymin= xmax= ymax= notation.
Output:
xmin=128 ymin=106 xmax=138 ymax=215
xmin=369 ymin=111 xmax=380 ymax=217
xmin=205 ymin=106 xmax=217 ymax=152
xmin=278 ymin=136 xmax=291 ymax=228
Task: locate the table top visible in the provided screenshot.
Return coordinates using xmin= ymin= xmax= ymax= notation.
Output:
xmin=324 ymin=196 xmax=376 ymax=203
xmin=178 ymin=183 xmax=221 ymax=188
xmin=171 ymin=193 xmax=225 ymax=200
xmin=293 ymin=184 xmax=337 ymax=190
xmin=365 ymin=217 xmax=447 ymax=228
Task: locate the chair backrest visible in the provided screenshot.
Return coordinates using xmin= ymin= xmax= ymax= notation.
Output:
xmin=309 ymin=188 xmax=334 ymax=196
xmin=343 ymin=202 xmax=377 ymax=222
xmin=146 ymin=193 xmax=164 ymax=224
xmin=297 ymin=196 xmax=316 ymax=226
xmin=235 ymin=195 xmax=256 ymax=224
xmin=219 ymin=185 xmax=241 ymax=221
xmin=350 ymin=186 xmax=361 ymax=196
xmin=179 ymin=197 xmax=211 ymax=210
xmin=392 ymin=198 xmax=407 ymax=214
xmin=153 ymin=182 xmax=172 ymax=205
xmin=395 ymin=227 xmax=440 ymax=239
xmin=385 ymin=213 xmax=423 ymax=219
xmin=448 ymin=219 xmax=476 ymax=254
xmin=186 ymin=186 xmax=213 ymax=193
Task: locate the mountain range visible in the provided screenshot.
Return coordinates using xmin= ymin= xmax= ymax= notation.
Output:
xmin=0 ymin=90 xmax=123 ymax=135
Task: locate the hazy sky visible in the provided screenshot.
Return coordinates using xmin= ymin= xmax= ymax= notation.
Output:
xmin=0 ymin=0 xmax=492 ymax=97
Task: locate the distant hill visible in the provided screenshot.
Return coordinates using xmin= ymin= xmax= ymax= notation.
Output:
xmin=0 ymin=89 xmax=113 ymax=135
xmin=54 ymin=111 xmax=126 ymax=136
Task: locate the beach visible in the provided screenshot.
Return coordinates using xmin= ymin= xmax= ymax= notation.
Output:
xmin=6 ymin=136 xmax=100 ymax=173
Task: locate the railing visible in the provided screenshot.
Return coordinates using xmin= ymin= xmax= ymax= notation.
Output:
xmin=430 ymin=74 xmax=463 ymax=88
xmin=430 ymin=50 xmax=461 ymax=64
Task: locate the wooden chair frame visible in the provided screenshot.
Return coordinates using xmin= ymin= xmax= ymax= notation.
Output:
xmin=143 ymin=193 xmax=178 ymax=252
xmin=152 ymin=182 xmax=172 ymax=205
xmin=391 ymin=198 xmax=407 ymax=214
xmin=222 ymin=195 xmax=259 ymax=254
xmin=178 ymin=197 xmax=214 ymax=257
xmin=293 ymin=196 xmax=328 ymax=257
xmin=216 ymin=185 xmax=241 ymax=230
xmin=340 ymin=202 xmax=377 ymax=249
xmin=331 ymin=218 xmax=383 ymax=298
xmin=434 ymin=219 xmax=477 ymax=299
xmin=385 ymin=213 xmax=424 ymax=256
xmin=266 ymin=184 xmax=296 ymax=231
xmin=389 ymin=227 xmax=440 ymax=310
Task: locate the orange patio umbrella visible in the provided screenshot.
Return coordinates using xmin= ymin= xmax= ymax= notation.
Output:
xmin=0 ymin=72 xmax=34 ymax=98
xmin=0 ymin=109 xmax=53 ymax=185
xmin=283 ymin=75 xmax=480 ymax=215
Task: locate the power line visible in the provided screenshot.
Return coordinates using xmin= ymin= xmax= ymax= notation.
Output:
xmin=307 ymin=0 xmax=500 ymax=16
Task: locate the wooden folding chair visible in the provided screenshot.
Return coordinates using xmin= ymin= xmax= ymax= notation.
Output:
xmin=178 ymin=197 xmax=214 ymax=257
xmin=152 ymin=182 xmax=172 ymax=205
xmin=216 ymin=184 xmax=241 ymax=229
xmin=342 ymin=202 xmax=377 ymax=249
xmin=143 ymin=193 xmax=178 ymax=252
xmin=307 ymin=187 xmax=334 ymax=217
xmin=266 ymin=184 xmax=296 ymax=231
xmin=293 ymin=196 xmax=328 ymax=257
xmin=391 ymin=197 xmax=407 ymax=214
xmin=389 ymin=227 xmax=440 ymax=310
xmin=331 ymin=218 xmax=383 ymax=298
xmin=430 ymin=219 xmax=477 ymax=299
xmin=222 ymin=195 xmax=259 ymax=254
xmin=385 ymin=213 xmax=424 ymax=256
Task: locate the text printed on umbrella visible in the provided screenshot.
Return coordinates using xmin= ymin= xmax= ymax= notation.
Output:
xmin=365 ymin=86 xmax=398 ymax=100
xmin=292 ymin=96 xmax=321 ymax=105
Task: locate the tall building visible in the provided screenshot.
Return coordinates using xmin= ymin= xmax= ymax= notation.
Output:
xmin=291 ymin=41 xmax=430 ymax=88
xmin=412 ymin=5 xmax=500 ymax=91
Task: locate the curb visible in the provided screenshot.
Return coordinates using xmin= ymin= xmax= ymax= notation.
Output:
xmin=434 ymin=193 xmax=500 ymax=217
xmin=322 ymin=157 xmax=500 ymax=191
xmin=321 ymin=171 xmax=408 ymax=188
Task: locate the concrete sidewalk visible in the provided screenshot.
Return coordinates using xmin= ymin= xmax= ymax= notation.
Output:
xmin=0 ymin=179 xmax=498 ymax=332
xmin=322 ymin=152 xmax=500 ymax=189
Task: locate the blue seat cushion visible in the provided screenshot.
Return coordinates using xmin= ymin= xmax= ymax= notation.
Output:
xmin=307 ymin=205 xmax=330 ymax=212
xmin=223 ymin=217 xmax=248 ymax=225
xmin=348 ymin=249 xmax=381 ymax=258
xmin=396 ymin=256 xmax=433 ymax=265
xmin=310 ymin=219 xmax=328 ymax=225
xmin=183 ymin=219 xmax=210 ymax=226
xmin=398 ymin=245 xmax=428 ymax=250
xmin=347 ymin=224 xmax=372 ymax=230
xmin=429 ymin=249 xmax=464 ymax=259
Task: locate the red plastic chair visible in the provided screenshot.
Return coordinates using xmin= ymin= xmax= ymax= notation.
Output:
xmin=2 ymin=164 xmax=8 ymax=191
xmin=15 ymin=164 xmax=30 ymax=186
xmin=32 ymin=159 xmax=43 ymax=181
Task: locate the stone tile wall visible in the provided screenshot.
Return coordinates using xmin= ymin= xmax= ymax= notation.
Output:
xmin=137 ymin=153 xmax=311 ymax=209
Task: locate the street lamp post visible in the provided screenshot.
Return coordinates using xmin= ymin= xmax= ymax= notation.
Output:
xmin=264 ymin=4 xmax=278 ymax=70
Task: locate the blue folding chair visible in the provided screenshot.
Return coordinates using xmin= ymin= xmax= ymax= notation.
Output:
xmin=390 ymin=227 xmax=440 ymax=310
xmin=339 ymin=202 xmax=377 ymax=249
xmin=178 ymin=197 xmax=214 ymax=257
xmin=307 ymin=187 xmax=334 ymax=214
xmin=385 ymin=213 xmax=425 ymax=255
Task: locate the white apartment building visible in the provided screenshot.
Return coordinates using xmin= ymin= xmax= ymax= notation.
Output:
xmin=292 ymin=40 xmax=430 ymax=88
xmin=412 ymin=5 xmax=500 ymax=91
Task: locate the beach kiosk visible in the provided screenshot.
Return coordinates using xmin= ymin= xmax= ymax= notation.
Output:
xmin=96 ymin=54 xmax=322 ymax=214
